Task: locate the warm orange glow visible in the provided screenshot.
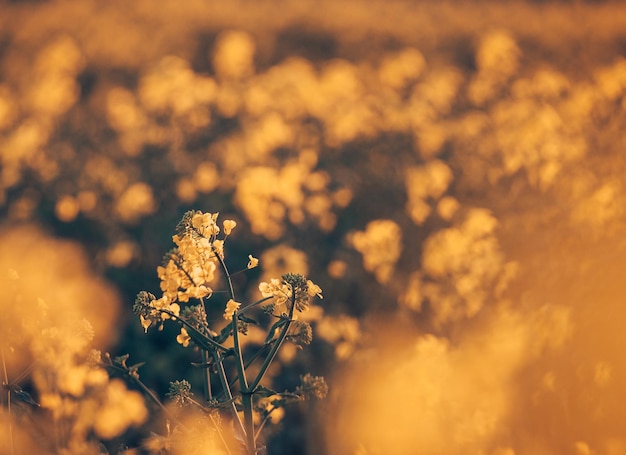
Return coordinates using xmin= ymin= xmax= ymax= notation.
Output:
xmin=2 ymin=1 xmax=626 ymax=453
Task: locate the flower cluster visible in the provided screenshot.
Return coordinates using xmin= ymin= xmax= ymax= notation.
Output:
xmin=296 ymin=373 xmax=329 ymax=400
xmin=259 ymin=273 xmax=323 ymax=315
xmin=349 ymin=219 xmax=403 ymax=284
xmin=130 ymin=210 xmax=325 ymax=454
xmin=167 ymin=379 xmax=194 ymax=406
xmin=134 ymin=210 xmax=248 ymax=336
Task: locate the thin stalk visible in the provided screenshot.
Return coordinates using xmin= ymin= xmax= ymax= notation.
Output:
xmin=198 ymin=297 xmax=213 ymax=402
xmin=249 ymin=289 xmax=296 ymax=393
xmin=238 ymin=296 xmax=273 ymax=314
xmin=215 ymin=356 xmax=246 ymax=445
xmin=213 ymin=245 xmax=235 ymax=301
xmin=210 ymin=412 xmax=232 ymax=455
xmin=223 ymin=344 xmax=270 ymax=396
xmin=232 ymin=314 xmax=255 ymax=454
xmin=254 ymin=405 xmax=277 ymax=443
xmin=248 ymin=318 xmax=291 ymax=392
xmin=201 ymin=350 xmax=212 ymax=401
xmin=249 ymin=291 xmax=296 ymax=392
xmin=214 ymin=234 xmax=257 ymax=453
xmin=231 ymin=315 xmax=249 ymax=393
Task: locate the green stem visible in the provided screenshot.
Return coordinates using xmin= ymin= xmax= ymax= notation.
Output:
xmin=201 ymin=350 xmax=212 ymax=401
xmin=224 ymin=343 xmax=270 ymax=395
xmin=249 ymin=291 xmax=297 ymax=392
xmin=198 ymin=296 xmax=213 ymax=402
xmin=254 ymin=405 xmax=277 ymax=443
xmin=232 ymin=314 xmax=255 ymax=454
xmin=249 ymin=318 xmax=291 ymax=392
xmin=241 ymin=392 xmax=256 ymax=454
xmin=238 ymin=296 xmax=273 ymax=314
xmin=213 ymin=245 xmax=235 ymax=301
xmin=215 ymin=356 xmax=246 ymax=445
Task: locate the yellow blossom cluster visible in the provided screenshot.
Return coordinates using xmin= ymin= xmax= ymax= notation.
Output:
xmin=0 ymin=225 xmax=146 ymax=450
xmin=468 ymin=30 xmax=521 ymax=106
xmin=416 ymin=209 xmax=516 ymax=326
xmin=234 ymin=151 xmax=347 ymax=239
xmin=0 ymin=35 xmax=85 ymax=208
xmin=141 ymin=211 xmax=246 ymax=333
xmin=405 ymin=159 xmax=454 ymax=225
xmin=259 ymin=278 xmax=294 ymax=309
xmin=330 ymin=303 xmax=573 ymax=454
xmin=162 ymin=213 xmax=221 ymax=299
xmin=259 ymin=276 xmax=322 ymax=315
xmin=349 ymin=219 xmax=403 ymax=284
xmin=315 ymin=314 xmax=361 ymax=360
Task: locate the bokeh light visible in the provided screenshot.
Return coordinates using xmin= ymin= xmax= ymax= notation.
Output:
xmin=2 ymin=1 xmax=626 ymax=454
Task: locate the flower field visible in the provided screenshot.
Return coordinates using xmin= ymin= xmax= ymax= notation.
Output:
xmin=2 ymin=1 xmax=626 ymax=454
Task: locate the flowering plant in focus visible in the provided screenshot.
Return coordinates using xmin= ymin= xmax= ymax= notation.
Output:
xmin=132 ymin=210 xmax=327 ymax=454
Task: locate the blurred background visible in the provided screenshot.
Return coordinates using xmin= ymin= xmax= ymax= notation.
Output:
xmin=2 ymin=0 xmax=626 ymax=454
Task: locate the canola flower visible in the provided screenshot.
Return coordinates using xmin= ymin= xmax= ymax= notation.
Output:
xmin=133 ymin=210 xmax=326 ymax=455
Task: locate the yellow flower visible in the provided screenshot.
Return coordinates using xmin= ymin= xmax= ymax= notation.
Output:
xmin=247 ymin=254 xmax=259 ymax=269
xmin=259 ymin=278 xmax=292 ymax=307
xmin=223 ymin=298 xmax=241 ymax=320
xmin=187 ymin=285 xmax=212 ymax=299
xmin=223 ymin=219 xmax=237 ymax=235
xmin=191 ymin=211 xmax=220 ymax=236
xmin=176 ymin=327 xmax=191 ymax=347
xmin=307 ymin=280 xmax=323 ymax=299
xmin=213 ymin=239 xmax=225 ymax=258
xmin=139 ymin=315 xmax=152 ymax=333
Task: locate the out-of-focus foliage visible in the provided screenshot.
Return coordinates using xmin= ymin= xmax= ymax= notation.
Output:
xmin=2 ymin=1 xmax=626 ymax=454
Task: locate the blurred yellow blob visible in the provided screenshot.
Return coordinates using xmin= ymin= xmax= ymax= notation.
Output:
xmin=93 ymin=379 xmax=148 ymax=439
xmin=213 ymin=30 xmax=256 ymax=81
xmin=349 ymin=219 xmax=402 ymax=284
xmin=194 ymin=162 xmax=220 ymax=193
xmin=105 ymin=240 xmax=137 ymax=268
xmin=328 ymin=304 xmax=571 ymax=455
xmin=55 ymin=194 xmax=80 ymax=222
xmin=114 ymin=182 xmax=157 ymax=224
xmin=259 ymin=244 xmax=308 ymax=284
xmin=405 ymin=160 xmax=454 ymax=225
xmin=0 ymin=225 xmax=121 ymax=373
xmin=378 ymin=47 xmax=426 ymax=91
